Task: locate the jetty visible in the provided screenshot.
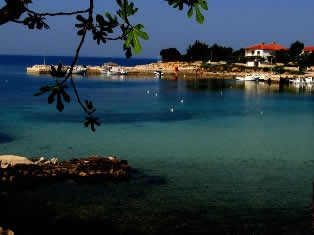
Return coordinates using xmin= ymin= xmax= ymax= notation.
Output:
xmin=26 ymin=64 xmax=51 ymax=74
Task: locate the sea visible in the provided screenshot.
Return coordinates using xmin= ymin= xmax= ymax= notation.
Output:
xmin=0 ymin=55 xmax=314 ymax=234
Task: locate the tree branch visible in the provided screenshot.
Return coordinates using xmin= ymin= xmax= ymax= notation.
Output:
xmin=63 ymin=0 xmax=94 ymax=115
xmin=12 ymin=19 xmax=25 ymax=24
xmin=0 ymin=0 xmax=26 ymax=25
xmin=25 ymin=8 xmax=89 ymax=17
xmin=70 ymin=77 xmax=90 ymax=114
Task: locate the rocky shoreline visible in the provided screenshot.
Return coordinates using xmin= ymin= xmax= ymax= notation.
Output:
xmin=125 ymin=61 xmax=314 ymax=82
xmin=26 ymin=61 xmax=314 ymax=82
xmin=0 ymin=155 xmax=130 ymax=191
xmin=0 ymin=227 xmax=14 ymax=235
xmin=0 ymin=155 xmax=130 ymax=235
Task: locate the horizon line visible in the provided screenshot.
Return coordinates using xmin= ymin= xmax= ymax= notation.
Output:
xmin=0 ymin=53 xmax=157 ymax=60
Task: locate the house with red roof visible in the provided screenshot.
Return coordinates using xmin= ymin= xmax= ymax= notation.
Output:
xmin=245 ymin=42 xmax=288 ymax=67
xmin=303 ymin=46 xmax=314 ymax=54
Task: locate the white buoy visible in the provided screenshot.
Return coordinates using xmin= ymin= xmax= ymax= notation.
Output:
xmin=146 ymin=90 xmax=150 ymax=94
xmin=170 ymin=108 xmax=174 ymax=112
xmin=180 ymin=99 xmax=184 ymax=103
xmin=155 ymin=93 xmax=158 ymax=96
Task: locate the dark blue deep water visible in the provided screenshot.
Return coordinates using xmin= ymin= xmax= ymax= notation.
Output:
xmin=0 ymin=55 xmax=314 ymax=234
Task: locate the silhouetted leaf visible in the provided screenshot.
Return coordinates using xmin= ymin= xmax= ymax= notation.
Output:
xmin=34 ymin=85 xmax=51 ymax=96
xmin=56 ymin=93 xmax=64 ymax=112
xmin=62 ymin=90 xmax=70 ymax=103
xmin=36 ymin=83 xmax=70 ymax=112
xmin=84 ymin=116 xmax=101 ymax=132
xmin=48 ymin=91 xmax=56 ymax=104
xmin=84 ymin=100 xmax=96 ymax=114
xmin=91 ymin=12 xmax=120 ymax=45
xmin=116 ymin=0 xmax=139 ymax=20
xmin=75 ymin=15 xmax=93 ymax=35
xmin=50 ymin=63 xmax=67 ymax=78
xmin=167 ymin=0 xmax=207 ymax=24
xmin=23 ymin=13 xmax=49 ymax=30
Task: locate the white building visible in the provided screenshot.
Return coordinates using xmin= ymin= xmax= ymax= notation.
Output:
xmin=245 ymin=42 xmax=288 ymax=67
xmin=303 ymin=46 xmax=314 ymax=54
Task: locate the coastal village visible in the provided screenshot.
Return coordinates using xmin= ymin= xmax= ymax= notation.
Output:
xmin=3 ymin=0 xmax=314 ymax=234
xmin=26 ymin=42 xmax=314 ymax=83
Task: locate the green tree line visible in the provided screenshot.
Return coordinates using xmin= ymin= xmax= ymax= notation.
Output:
xmin=160 ymin=40 xmax=314 ymax=69
xmin=160 ymin=40 xmax=245 ymax=63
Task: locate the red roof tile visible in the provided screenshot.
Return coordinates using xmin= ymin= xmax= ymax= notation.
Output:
xmin=304 ymin=46 xmax=314 ymax=52
xmin=246 ymin=43 xmax=288 ymax=51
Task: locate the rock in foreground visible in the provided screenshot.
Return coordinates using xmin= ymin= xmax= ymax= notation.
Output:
xmin=0 ymin=155 xmax=130 ymax=191
xmin=0 ymin=226 xmax=14 ymax=235
xmin=0 ymin=155 xmax=34 ymax=168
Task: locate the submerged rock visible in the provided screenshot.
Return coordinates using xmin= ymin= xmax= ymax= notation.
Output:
xmin=0 ymin=133 xmax=14 ymax=144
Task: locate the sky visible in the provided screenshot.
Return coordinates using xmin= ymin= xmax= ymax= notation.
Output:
xmin=0 ymin=0 xmax=314 ymax=58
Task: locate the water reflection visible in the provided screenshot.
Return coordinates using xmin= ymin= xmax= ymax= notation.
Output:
xmin=99 ymin=74 xmax=127 ymax=81
xmin=27 ymin=73 xmax=85 ymax=80
xmin=182 ymin=79 xmax=314 ymax=95
xmin=26 ymin=71 xmax=314 ymax=97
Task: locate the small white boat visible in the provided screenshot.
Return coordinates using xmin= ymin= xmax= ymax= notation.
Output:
xmin=99 ymin=67 xmax=109 ymax=74
xmin=67 ymin=66 xmax=87 ymax=75
xmin=26 ymin=64 xmax=50 ymax=73
xmin=235 ymin=74 xmax=260 ymax=81
xmin=154 ymin=70 xmax=164 ymax=78
xmin=303 ymin=77 xmax=313 ymax=84
xmin=107 ymin=66 xmax=128 ymax=75
xmin=257 ymin=75 xmax=266 ymax=81
xmin=289 ymin=77 xmax=301 ymax=84
xmin=98 ymin=64 xmax=111 ymax=74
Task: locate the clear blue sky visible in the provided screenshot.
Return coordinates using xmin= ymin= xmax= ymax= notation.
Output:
xmin=1 ymin=0 xmax=314 ymax=58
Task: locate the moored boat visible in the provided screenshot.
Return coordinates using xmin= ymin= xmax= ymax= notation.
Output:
xmin=154 ymin=70 xmax=164 ymax=78
xmin=235 ymin=74 xmax=260 ymax=81
xmin=303 ymin=77 xmax=313 ymax=84
xmin=98 ymin=64 xmax=111 ymax=74
xmin=289 ymin=77 xmax=301 ymax=83
xmin=26 ymin=64 xmax=51 ymax=73
xmin=67 ymin=66 xmax=87 ymax=75
xmin=107 ymin=66 xmax=128 ymax=75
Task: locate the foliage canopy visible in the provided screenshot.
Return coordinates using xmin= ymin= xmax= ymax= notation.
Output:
xmin=289 ymin=40 xmax=304 ymax=61
xmin=160 ymin=48 xmax=182 ymax=61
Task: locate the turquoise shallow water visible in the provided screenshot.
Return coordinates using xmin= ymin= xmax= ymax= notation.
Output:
xmin=1 ymin=56 xmax=314 ymax=233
